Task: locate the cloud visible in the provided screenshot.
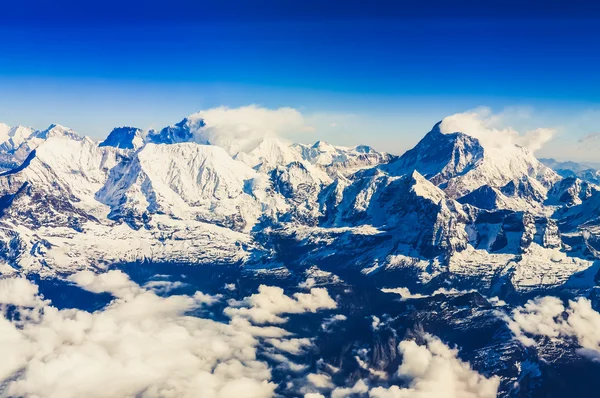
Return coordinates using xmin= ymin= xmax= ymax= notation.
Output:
xmin=368 ymin=334 xmax=500 ymax=398
xmin=188 ymin=105 xmax=314 ymax=155
xmin=439 ymin=107 xmax=555 ymax=153
xmin=504 ymin=296 xmax=600 ymax=360
xmin=321 ymin=314 xmax=347 ymax=332
xmin=306 ymin=373 xmax=335 ymax=390
xmin=0 ymin=277 xmax=44 ymax=307
xmin=331 ymin=380 xmax=370 ymax=397
xmin=0 ymin=271 xmax=338 ymax=398
xmin=380 ymin=287 xmax=476 ymax=301
xmin=295 ymin=333 xmax=498 ymax=398
xmin=224 ymin=284 xmax=337 ymax=324
xmin=265 ymin=338 xmax=312 ymax=355
xmin=578 ymin=132 xmax=600 ymax=144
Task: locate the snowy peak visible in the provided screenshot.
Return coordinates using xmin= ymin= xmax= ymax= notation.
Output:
xmin=386 ymin=121 xmax=560 ymax=211
xmin=235 ymin=137 xmax=302 ymax=168
xmin=136 ymin=143 xmax=256 ymax=202
xmin=387 ymin=121 xmax=484 ymax=185
xmin=36 ymin=124 xmax=81 ymax=141
xmin=0 ymin=124 xmax=35 ymax=149
xmin=146 ymin=117 xmax=207 ymax=145
xmin=290 ymin=140 xmax=395 ymax=177
xmin=540 ymin=157 xmax=600 ymax=185
xmin=97 ymin=142 xmax=269 ymax=231
xmin=100 ymin=127 xmax=145 ymax=150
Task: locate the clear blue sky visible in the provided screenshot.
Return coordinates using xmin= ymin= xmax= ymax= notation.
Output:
xmin=1 ymin=0 xmax=599 ymax=159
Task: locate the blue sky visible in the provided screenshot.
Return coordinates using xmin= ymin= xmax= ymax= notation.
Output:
xmin=1 ymin=0 xmax=600 ymax=159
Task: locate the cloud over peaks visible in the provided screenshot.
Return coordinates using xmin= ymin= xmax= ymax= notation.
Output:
xmin=440 ymin=107 xmax=555 ymax=153
xmin=189 ymin=105 xmax=314 ymax=155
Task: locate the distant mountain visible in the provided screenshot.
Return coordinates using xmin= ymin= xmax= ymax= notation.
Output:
xmin=540 ymin=157 xmax=600 ymax=185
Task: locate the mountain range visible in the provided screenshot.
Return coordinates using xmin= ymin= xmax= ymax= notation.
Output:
xmin=3 ymin=113 xmax=600 ymax=397
xmin=1 ymin=115 xmax=600 ymax=294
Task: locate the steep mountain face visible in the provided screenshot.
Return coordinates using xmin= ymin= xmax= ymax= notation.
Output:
xmin=385 ymin=122 xmax=560 ymax=213
xmin=100 ymin=126 xmax=145 ymax=150
xmin=386 ymin=122 xmax=485 ymax=188
xmin=546 ymin=176 xmax=598 ymax=206
xmin=146 ymin=116 xmax=207 ymax=145
xmin=0 ymin=135 xmax=120 ymax=225
xmin=321 ymin=170 xmax=470 ymax=257
xmin=97 ymin=143 xmax=272 ymax=231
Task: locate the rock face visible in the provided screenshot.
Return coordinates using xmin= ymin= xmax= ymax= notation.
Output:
xmin=100 ymin=127 xmax=145 ymax=150
xmin=0 ymin=115 xmax=598 ymax=295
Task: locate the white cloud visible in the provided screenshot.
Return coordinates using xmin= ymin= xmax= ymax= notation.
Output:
xmin=188 ymin=105 xmax=314 ymax=155
xmin=321 ymin=314 xmax=347 ymax=332
xmin=0 ymin=277 xmax=44 ymax=307
xmin=368 ymin=334 xmax=500 ymax=398
xmin=224 ymin=285 xmax=337 ymax=324
xmin=306 ymin=373 xmax=335 ymax=389
xmin=224 ymin=283 xmax=237 ymax=291
xmin=380 ymin=287 xmax=475 ymax=301
xmin=67 ymin=269 xmax=140 ymax=298
xmin=504 ymin=296 xmax=600 ymax=360
xmin=439 ymin=107 xmax=555 ymax=153
xmin=0 ymin=271 xmax=338 ymax=398
xmin=143 ymin=280 xmax=187 ymax=294
xmin=331 ymin=379 xmax=370 ymax=398
xmin=265 ymin=338 xmax=312 ymax=355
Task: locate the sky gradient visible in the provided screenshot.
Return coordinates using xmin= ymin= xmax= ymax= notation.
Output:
xmin=1 ymin=0 xmax=600 ymax=159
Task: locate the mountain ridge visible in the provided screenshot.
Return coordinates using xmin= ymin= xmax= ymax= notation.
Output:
xmin=0 ymin=115 xmax=597 ymax=297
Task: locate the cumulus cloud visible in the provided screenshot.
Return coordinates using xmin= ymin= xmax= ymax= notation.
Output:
xmin=368 ymin=334 xmax=500 ymax=398
xmin=439 ymin=107 xmax=555 ymax=153
xmin=265 ymin=337 xmax=312 ymax=355
xmin=188 ymin=105 xmax=314 ymax=155
xmin=0 ymin=271 xmax=338 ymax=398
xmin=296 ymin=334 xmax=497 ymax=398
xmin=224 ymin=284 xmax=337 ymax=324
xmin=504 ymin=296 xmax=600 ymax=360
xmin=0 ymin=277 xmax=44 ymax=307
xmin=331 ymin=379 xmax=370 ymax=397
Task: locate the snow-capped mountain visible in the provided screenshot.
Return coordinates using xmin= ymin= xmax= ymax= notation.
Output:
xmin=4 ymin=112 xmax=600 ymax=398
xmin=0 ymin=113 xmax=597 ymax=295
xmin=100 ymin=126 xmax=145 ymax=150
xmin=0 ymin=123 xmax=82 ymax=172
xmin=540 ymin=157 xmax=600 ymax=185
xmin=385 ymin=122 xmax=559 ymax=210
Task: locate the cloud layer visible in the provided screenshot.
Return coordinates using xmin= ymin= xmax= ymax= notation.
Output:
xmin=0 ymin=271 xmax=338 ymax=398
